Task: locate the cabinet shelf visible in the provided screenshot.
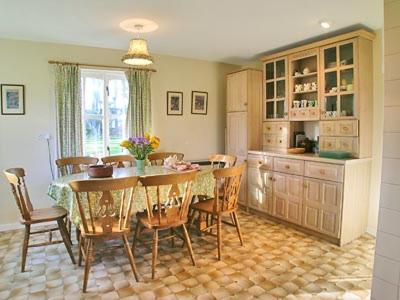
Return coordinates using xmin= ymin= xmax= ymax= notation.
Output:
xmin=292 ymin=72 xmax=318 ymax=79
xmin=293 ymin=90 xmax=318 ymax=94
xmin=324 ymin=91 xmax=354 ymax=97
xmin=324 ymin=64 xmax=354 ymax=73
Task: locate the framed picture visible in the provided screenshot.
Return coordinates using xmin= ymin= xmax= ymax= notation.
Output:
xmin=191 ymin=91 xmax=208 ymax=115
xmin=1 ymin=84 xmax=25 ymax=115
xmin=167 ymin=91 xmax=183 ymax=115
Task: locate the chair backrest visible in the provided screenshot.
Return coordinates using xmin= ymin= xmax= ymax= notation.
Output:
xmin=209 ymin=154 xmax=237 ymax=168
xmin=3 ymin=168 xmax=33 ymax=221
xmin=101 ymin=155 xmax=134 ymax=168
xmin=139 ymin=171 xmax=197 ymax=226
xmin=212 ymin=163 xmax=245 ymax=213
xmin=56 ymin=156 xmax=99 ymax=177
xmin=148 ymin=152 xmax=185 ymax=166
xmin=69 ymin=176 xmax=139 ymax=235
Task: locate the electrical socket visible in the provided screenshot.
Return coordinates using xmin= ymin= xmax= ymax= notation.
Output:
xmin=38 ymin=133 xmax=51 ymax=141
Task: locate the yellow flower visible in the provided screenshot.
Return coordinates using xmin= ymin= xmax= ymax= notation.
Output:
xmin=150 ymin=136 xmax=160 ymax=149
xmin=120 ymin=140 xmax=131 ymax=148
xmin=144 ymin=133 xmax=151 ymax=141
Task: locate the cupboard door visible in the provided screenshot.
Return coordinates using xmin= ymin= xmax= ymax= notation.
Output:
xmin=227 ymin=71 xmax=248 ymax=112
xmin=237 ymin=156 xmax=247 ymax=206
xmin=247 ymin=165 xmax=265 ymax=210
xmin=273 ymin=194 xmax=286 ymax=219
xmin=287 ymin=175 xmax=303 ymax=225
xmin=226 ymin=112 xmax=247 ymax=156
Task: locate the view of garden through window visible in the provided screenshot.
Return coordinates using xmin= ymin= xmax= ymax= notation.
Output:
xmin=81 ymin=70 xmax=129 ymax=157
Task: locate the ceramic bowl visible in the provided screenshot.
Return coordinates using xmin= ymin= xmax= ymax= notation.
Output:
xmin=87 ymin=165 xmax=113 ymax=178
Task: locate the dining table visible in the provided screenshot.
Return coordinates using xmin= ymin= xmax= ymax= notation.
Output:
xmin=47 ymin=165 xmax=215 ymax=226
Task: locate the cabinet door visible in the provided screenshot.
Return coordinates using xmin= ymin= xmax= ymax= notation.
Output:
xmin=272 ymin=172 xmax=287 ymax=220
xmin=303 ymin=178 xmax=343 ymax=237
xmin=286 ymin=175 xmax=303 ymax=225
xmin=226 ymin=112 xmax=247 ymax=156
xmin=227 ymin=71 xmax=247 ymax=112
xmin=237 ymin=156 xmax=247 ymax=206
xmin=247 ymin=166 xmax=272 ymax=213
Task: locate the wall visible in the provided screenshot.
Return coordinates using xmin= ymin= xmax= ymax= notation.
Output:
xmin=0 ymin=39 xmax=238 ymax=226
xmin=371 ymin=1 xmax=400 ymax=299
xmin=367 ymin=29 xmax=384 ymax=235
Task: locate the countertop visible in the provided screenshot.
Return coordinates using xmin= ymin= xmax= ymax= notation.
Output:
xmin=248 ymin=149 xmax=372 ymax=165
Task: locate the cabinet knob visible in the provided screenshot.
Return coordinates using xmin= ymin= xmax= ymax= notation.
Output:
xmin=319 ymin=169 xmax=326 ymax=175
xmin=268 ymin=176 xmax=273 ymax=180
xmin=327 ymin=143 xmax=332 ymax=147
xmin=303 ymin=183 xmax=308 ymax=188
xmin=285 ymin=165 xmax=290 ymax=169
xmin=343 ymin=126 xmax=349 ymax=131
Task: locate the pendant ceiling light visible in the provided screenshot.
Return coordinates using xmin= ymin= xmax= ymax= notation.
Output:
xmin=120 ymin=19 xmax=158 ymax=66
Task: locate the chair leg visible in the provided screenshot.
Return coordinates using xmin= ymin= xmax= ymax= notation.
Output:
xmin=65 ymin=217 xmax=72 ymax=245
xmin=230 ymin=213 xmax=236 ymax=226
xmin=181 ymin=224 xmax=196 ymax=266
xmin=122 ymin=234 xmax=139 ymax=282
xmin=131 ymin=221 xmax=141 ymax=256
xmin=76 ymin=227 xmax=81 ymax=244
xmin=217 ymin=215 xmax=222 ymax=261
xmin=151 ymin=229 xmax=159 ymax=279
xmin=83 ymin=238 xmax=94 ymax=292
xmin=57 ymin=219 xmax=76 ymax=264
xmin=21 ymin=224 xmax=30 ymax=272
xmin=232 ymin=211 xmax=244 ymax=246
xmin=78 ymin=234 xmax=83 ymax=266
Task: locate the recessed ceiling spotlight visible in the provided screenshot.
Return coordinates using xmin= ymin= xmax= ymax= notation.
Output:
xmin=320 ymin=20 xmax=332 ymax=29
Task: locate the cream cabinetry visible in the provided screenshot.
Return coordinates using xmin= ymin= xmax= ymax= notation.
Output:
xmin=246 ymin=150 xmax=371 ymax=246
xmin=226 ymin=69 xmax=263 ymax=206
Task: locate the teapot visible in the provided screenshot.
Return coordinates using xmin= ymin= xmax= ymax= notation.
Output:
xmin=164 ymin=155 xmax=178 ymax=167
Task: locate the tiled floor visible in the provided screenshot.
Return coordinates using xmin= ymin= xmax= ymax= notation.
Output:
xmin=0 ymin=211 xmax=375 ymax=300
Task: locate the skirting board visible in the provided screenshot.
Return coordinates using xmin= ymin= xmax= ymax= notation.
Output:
xmin=366 ymin=226 xmax=377 ymax=237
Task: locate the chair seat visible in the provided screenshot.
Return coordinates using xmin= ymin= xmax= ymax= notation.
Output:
xmin=26 ymin=206 xmax=68 ymax=224
xmin=137 ymin=210 xmax=187 ymax=230
xmin=191 ymin=198 xmax=235 ymax=215
xmin=80 ymin=218 xmax=130 ymax=237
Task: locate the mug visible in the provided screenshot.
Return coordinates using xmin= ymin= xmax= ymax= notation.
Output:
xmin=332 ymin=111 xmax=337 ymax=117
xmin=301 ymin=99 xmax=308 ymax=108
xmin=303 ymin=83 xmax=311 ymax=91
xmin=308 ymin=100 xmax=315 ymax=107
xmin=293 ymin=100 xmax=300 ymax=108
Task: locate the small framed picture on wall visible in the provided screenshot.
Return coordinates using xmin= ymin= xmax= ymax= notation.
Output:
xmin=1 ymin=84 xmax=25 ymax=115
xmin=191 ymin=91 xmax=208 ymax=115
xmin=167 ymin=91 xmax=183 ymax=115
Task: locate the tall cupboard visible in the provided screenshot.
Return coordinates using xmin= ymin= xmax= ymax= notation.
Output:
xmin=226 ymin=69 xmax=263 ymax=205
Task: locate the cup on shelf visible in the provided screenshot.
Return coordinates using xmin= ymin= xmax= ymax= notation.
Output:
xmin=311 ymin=82 xmax=317 ymax=90
xmin=347 ymin=84 xmax=353 ymax=91
xmin=293 ymin=100 xmax=300 ymax=108
xmin=295 ymin=84 xmax=303 ymax=92
xmin=332 ymin=111 xmax=337 ymax=117
xmin=329 ymin=87 xmax=338 ymax=93
xmin=341 ymin=110 xmax=347 ymax=116
xmin=301 ymin=99 xmax=308 ymax=108
xmin=303 ymin=67 xmax=310 ymax=75
xmin=294 ymin=71 xmax=302 ymax=77
xmin=308 ymin=100 xmax=316 ymax=107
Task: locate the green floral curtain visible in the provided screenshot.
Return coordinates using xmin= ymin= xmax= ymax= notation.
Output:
xmin=125 ymin=69 xmax=152 ymax=137
xmin=54 ymin=64 xmax=82 ymax=158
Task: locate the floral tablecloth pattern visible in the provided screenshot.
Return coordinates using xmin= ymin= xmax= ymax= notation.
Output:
xmin=47 ymin=166 xmax=215 ymax=225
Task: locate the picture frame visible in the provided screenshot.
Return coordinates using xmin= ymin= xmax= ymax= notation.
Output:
xmin=167 ymin=91 xmax=183 ymax=115
xmin=191 ymin=91 xmax=208 ymax=115
xmin=1 ymin=84 xmax=25 ymax=115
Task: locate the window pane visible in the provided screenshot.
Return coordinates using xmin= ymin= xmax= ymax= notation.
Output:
xmin=83 ymin=76 xmax=104 ymax=157
xmin=108 ymin=78 xmax=129 ymax=155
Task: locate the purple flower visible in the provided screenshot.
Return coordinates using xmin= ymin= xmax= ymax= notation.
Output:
xmin=128 ymin=136 xmax=150 ymax=145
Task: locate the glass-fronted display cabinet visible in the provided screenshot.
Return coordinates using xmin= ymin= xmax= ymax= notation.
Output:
xmin=321 ymin=40 xmax=356 ymax=119
xmin=264 ymin=58 xmax=288 ymax=120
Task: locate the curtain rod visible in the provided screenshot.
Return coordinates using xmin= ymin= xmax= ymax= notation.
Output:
xmin=48 ymin=60 xmax=157 ymax=72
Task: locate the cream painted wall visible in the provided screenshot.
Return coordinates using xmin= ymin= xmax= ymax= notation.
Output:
xmin=367 ymin=29 xmax=384 ymax=236
xmin=0 ymin=39 xmax=238 ymax=225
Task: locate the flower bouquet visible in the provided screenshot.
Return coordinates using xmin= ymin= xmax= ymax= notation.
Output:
xmin=120 ymin=134 xmax=160 ymax=172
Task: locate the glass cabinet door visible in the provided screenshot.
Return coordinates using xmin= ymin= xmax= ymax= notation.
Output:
xmin=265 ymin=62 xmax=274 ymax=80
xmin=264 ymin=58 xmax=287 ymax=120
xmin=322 ymin=40 xmax=356 ymax=119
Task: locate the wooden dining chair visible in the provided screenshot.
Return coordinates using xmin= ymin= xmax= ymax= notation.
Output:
xmin=3 ymin=168 xmax=76 ymax=272
xmin=132 ymin=171 xmax=197 ymax=279
xmin=55 ymin=156 xmax=99 ymax=177
xmin=148 ymin=152 xmax=184 ymax=166
xmin=209 ymin=154 xmax=237 ymax=168
xmin=189 ymin=164 xmax=245 ymax=260
xmin=101 ymin=154 xmax=134 ymax=168
xmin=69 ymin=176 xmax=140 ymax=292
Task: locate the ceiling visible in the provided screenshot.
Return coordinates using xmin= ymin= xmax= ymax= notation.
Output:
xmin=0 ymin=0 xmax=383 ymax=65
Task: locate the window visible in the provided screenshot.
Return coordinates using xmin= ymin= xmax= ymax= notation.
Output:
xmin=81 ymin=69 xmax=129 ymax=157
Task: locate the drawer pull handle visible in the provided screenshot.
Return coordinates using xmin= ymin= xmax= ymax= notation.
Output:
xmin=319 ymin=169 xmax=326 ymax=175
xmin=258 ymin=161 xmax=263 ymax=164
xmin=267 ymin=139 xmax=271 ymax=143
xmin=303 ymin=183 xmax=308 ymax=188
xmin=268 ymin=176 xmax=273 ymax=180
xmin=285 ymin=165 xmax=290 ymax=169
xmin=327 ymin=143 xmax=332 ymax=147
xmin=267 ymin=127 xmax=271 ymax=130
xmin=343 ymin=126 xmax=349 ymax=131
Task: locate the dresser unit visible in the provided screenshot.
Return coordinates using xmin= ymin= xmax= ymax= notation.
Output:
xmin=246 ymin=151 xmax=371 ymax=246
xmin=261 ymin=29 xmax=374 ymax=158
xmin=226 ymin=69 xmax=263 ymax=205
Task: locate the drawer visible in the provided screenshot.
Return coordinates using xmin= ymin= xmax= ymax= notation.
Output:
xmin=320 ymin=121 xmax=336 ymax=136
xmin=290 ymin=109 xmax=306 ymax=120
xmin=276 ymin=135 xmax=288 ymax=148
xmin=336 ymin=137 xmax=358 ymax=156
xmin=320 ymin=137 xmax=337 ymax=151
xmin=247 ymin=154 xmax=265 ymax=168
xmin=308 ymin=109 xmax=319 ymax=120
xmin=263 ymin=134 xmax=277 ymax=148
xmin=305 ymin=161 xmax=344 ymax=182
xmin=274 ymin=157 xmax=304 ymax=175
xmin=337 ymin=120 xmax=358 ymax=136
xmin=263 ymin=122 xmax=276 ymax=134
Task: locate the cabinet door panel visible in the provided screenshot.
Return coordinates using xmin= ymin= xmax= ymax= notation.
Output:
xmin=247 ymin=166 xmax=265 ymax=210
xmin=321 ymin=182 xmax=342 ymax=207
xmin=237 ymin=156 xmax=247 ymax=205
xmin=227 ymin=71 xmax=247 ymax=112
xmin=274 ymin=173 xmax=287 ymax=195
xmin=287 ymin=175 xmax=303 ymax=201
xmin=304 ymin=205 xmax=320 ymax=230
xmin=273 ymin=194 xmax=286 ymax=219
xmin=321 ymin=211 xmax=339 ymax=237
xmin=304 ymin=179 xmax=320 ymax=203
xmin=226 ymin=112 xmax=247 ymax=157
xmin=287 ymin=201 xmax=302 ymax=224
